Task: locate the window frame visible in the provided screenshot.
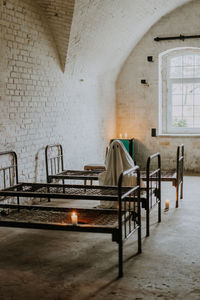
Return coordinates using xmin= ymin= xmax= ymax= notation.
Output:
xmin=159 ymin=48 xmax=200 ymax=135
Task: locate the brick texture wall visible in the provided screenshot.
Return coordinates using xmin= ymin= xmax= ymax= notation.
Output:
xmin=0 ymin=0 xmax=113 ymax=184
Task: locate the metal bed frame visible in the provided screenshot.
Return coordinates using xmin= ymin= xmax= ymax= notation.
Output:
xmin=45 ymin=144 xmax=161 ymax=237
xmin=0 ymin=151 xmax=141 ymax=278
xmin=141 ymin=153 xmax=161 ymax=237
xmin=141 ymin=144 xmax=184 ymax=208
xmin=45 ymin=144 xmax=102 ymax=185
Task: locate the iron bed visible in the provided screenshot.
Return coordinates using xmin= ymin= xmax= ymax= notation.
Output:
xmin=45 ymin=144 xmax=103 ymax=185
xmin=0 ymin=151 xmax=141 ymax=278
xmin=45 ymin=144 xmax=161 ymax=237
xmin=141 ymin=144 xmax=184 ymax=208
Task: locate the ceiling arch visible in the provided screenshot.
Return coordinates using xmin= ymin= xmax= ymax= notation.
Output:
xmin=36 ymin=0 xmax=75 ymax=72
xmin=67 ymin=0 xmax=193 ymax=78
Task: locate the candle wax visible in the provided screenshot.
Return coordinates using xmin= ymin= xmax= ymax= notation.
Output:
xmin=71 ymin=212 xmax=78 ymax=225
xmin=165 ymin=200 xmax=169 ymax=209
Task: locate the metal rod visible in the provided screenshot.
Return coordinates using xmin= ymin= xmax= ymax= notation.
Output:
xmin=154 ymin=34 xmax=200 ymax=42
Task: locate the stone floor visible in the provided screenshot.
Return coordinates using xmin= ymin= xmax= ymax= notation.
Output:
xmin=0 ymin=175 xmax=199 ymax=300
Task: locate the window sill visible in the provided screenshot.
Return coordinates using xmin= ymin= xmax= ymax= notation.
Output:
xmin=158 ymin=134 xmax=200 ymax=137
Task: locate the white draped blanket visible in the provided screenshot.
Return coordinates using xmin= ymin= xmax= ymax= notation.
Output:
xmin=98 ymin=140 xmax=138 ymax=208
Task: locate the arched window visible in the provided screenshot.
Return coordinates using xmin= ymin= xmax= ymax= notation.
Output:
xmin=159 ymin=48 xmax=200 ymax=134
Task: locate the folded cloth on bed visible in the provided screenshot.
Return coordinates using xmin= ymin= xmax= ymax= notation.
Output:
xmin=99 ymin=140 xmax=138 ymax=209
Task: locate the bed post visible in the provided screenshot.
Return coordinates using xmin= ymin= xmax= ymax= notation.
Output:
xmin=176 ymin=146 xmax=180 ymax=208
xmin=118 ymin=173 xmax=123 ymax=278
xmin=176 ymin=144 xmax=184 ymax=208
xmin=146 ymin=157 xmax=150 ymax=237
xmin=158 ymin=154 xmax=161 ymax=223
xmin=180 ymin=145 xmax=184 ymax=200
xmin=13 ymin=151 xmax=19 ymax=207
xmin=45 ymin=145 xmax=50 ymax=183
xmin=137 ymin=169 xmax=142 ymax=254
xmin=146 ymin=153 xmax=161 ymax=236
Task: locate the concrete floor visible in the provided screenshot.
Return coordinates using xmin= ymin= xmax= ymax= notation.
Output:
xmin=0 ymin=175 xmax=199 ymax=300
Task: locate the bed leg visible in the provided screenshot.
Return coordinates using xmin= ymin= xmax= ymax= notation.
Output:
xmin=138 ymin=224 xmax=142 ymax=254
xmin=158 ymin=187 xmax=161 ymax=223
xmin=176 ymin=184 xmax=179 ymax=208
xmin=118 ymin=238 xmax=123 ymax=277
xmin=180 ymin=181 xmax=183 ymax=200
xmin=158 ymin=200 xmax=161 ymax=223
xmin=146 ymin=207 xmax=150 ymax=237
xmin=17 ymin=196 xmax=20 ymax=212
xmin=138 ymin=203 xmax=142 ymax=253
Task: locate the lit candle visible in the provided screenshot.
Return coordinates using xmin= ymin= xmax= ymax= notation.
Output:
xmin=71 ymin=212 xmax=78 ymax=225
xmin=119 ymin=133 xmax=122 ymax=139
xmin=165 ymin=200 xmax=169 ymax=210
xmin=124 ymin=132 xmax=128 ymax=139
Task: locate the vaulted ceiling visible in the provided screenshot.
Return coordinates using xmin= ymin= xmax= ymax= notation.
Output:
xmin=36 ymin=0 xmax=193 ymax=75
xmin=36 ymin=0 xmax=75 ymax=72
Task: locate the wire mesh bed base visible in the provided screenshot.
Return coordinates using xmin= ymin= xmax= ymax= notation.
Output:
xmin=0 ymin=151 xmax=142 ymax=277
xmin=0 ymin=206 xmax=139 ymax=240
xmin=48 ymin=170 xmax=102 ymax=181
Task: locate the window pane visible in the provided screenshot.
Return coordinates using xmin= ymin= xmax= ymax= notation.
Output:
xmin=172 ymin=117 xmax=187 ymax=127
xmin=183 ymin=55 xmax=194 ymax=66
xmin=170 ymin=67 xmax=182 ymax=78
xmin=194 ymin=95 xmax=200 ymax=105
xmin=193 ymin=83 xmax=200 ymax=94
xmin=172 ymin=106 xmax=182 ymax=117
xmin=182 ymin=66 xmax=194 ymax=78
xmin=183 ymin=83 xmax=194 ymax=94
xmin=170 ymin=56 xmax=182 ymax=67
xmin=172 ymin=95 xmax=182 ymax=105
xmin=183 ymin=94 xmax=193 ymax=105
xmin=194 ymin=66 xmax=200 ymax=77
xmin=172 ymin=83 xmax=182 ymax=94
xmin=184 ymin=117 xmax=193 ymax=127
xmin=194 ymin=118 xmax=200 ymax=127
xmin=195 ymin=55 xmax=200 ymax=66
xmin=194 ymin=106 xmax=200 ymax=116
xmin=183 ymin=106 xmax=193 ymax=117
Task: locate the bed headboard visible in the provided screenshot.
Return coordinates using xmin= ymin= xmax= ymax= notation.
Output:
xmin=45 ymin=144 xmax=64 ymax=182
xmin=0 ymin=151 xmax=18 ymax=191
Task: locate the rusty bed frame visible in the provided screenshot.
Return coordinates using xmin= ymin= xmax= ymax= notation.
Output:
xmin=0 ymin=151 xmax=142 ymax=278
xmin=141 ymin=144 xmax=184 ymax=208
xmin=45 ymin=144 xmax=161 ymax=237
xmin=45 ymin=144 xmax=103 ymax=184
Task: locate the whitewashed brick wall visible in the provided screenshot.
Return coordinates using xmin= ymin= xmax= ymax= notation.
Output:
xmin=0 ymin=0 xmax=115 ymax=184
xmin=117 ymin=0 xmax=200 ymax=172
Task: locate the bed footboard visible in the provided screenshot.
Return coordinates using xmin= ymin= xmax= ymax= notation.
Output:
xmin=118 ymin=165 xmax=141 ymax=277
xmin=0 ymin=151 xmax=19 ymax=206
xmin=45 ymin=144 xmax=64 ymax=184
xmin=144 ymin=153 xmax=161 ymax=237
xmin=176 ymin=144 xmax=184 ymax=208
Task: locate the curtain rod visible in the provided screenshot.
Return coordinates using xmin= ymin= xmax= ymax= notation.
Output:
xmin=154 ymin=34 xmax=200 ymax=42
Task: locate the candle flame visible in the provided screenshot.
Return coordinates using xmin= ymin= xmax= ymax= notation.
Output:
xmin=72 ymin=211 xmax=76 ymax=217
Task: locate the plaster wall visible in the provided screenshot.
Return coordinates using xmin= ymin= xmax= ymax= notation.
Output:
xmin=116 ymin=0 xmax=200 ymax=171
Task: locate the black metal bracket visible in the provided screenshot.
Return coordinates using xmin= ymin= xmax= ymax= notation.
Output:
xmin=154 ymin=188 xmax=160 ymax=198
xmin=154 ymin=34 xmax=200 ymax=42
xmin=132 ymin=211 xmax=138 ymax=222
